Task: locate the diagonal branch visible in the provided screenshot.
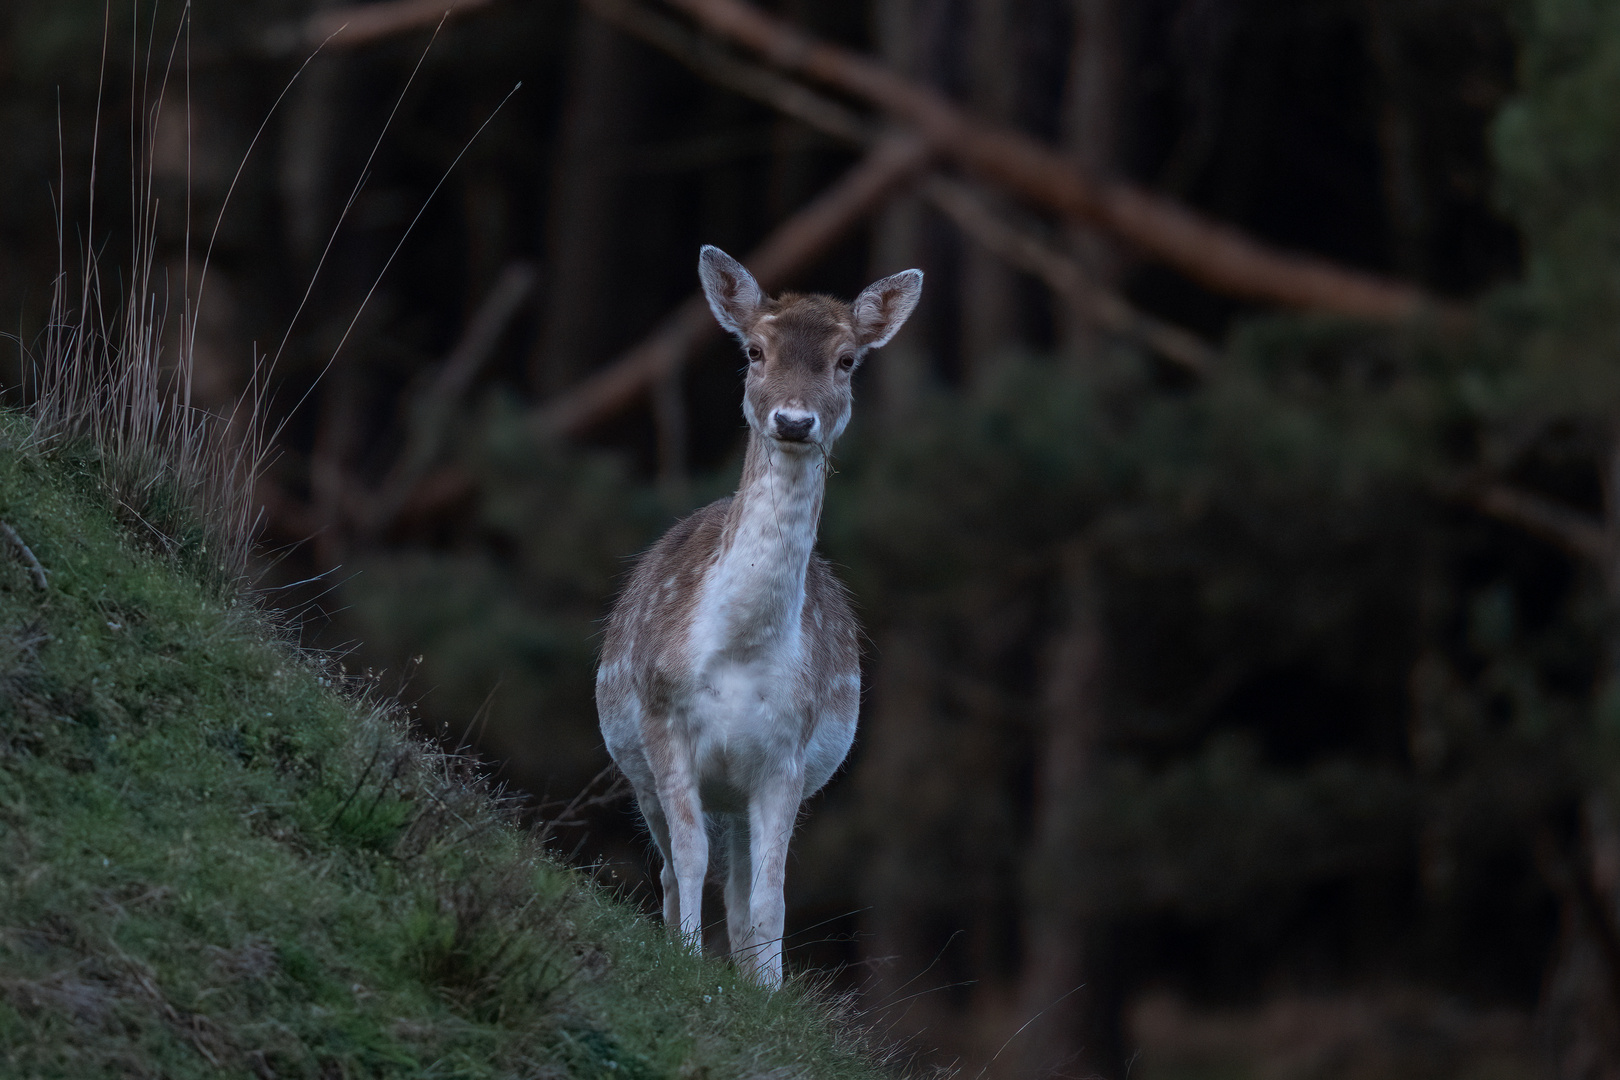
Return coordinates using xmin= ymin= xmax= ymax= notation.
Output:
xmin=592 ymin=0 xmax=1217 ymax=372
xmin=922 ymin=177 xmax=1216 ymax=374
xmin=282 ymin=0 xmax=1448 ymax=323
xmin=361 ymin=261 xmax=537 ymax=535
xmin=583 ymin=0 xmax=873 ymax=145
xmin=659 ymin=0 xmax=1452 ymax=323
xmin=528 ymin=132 xmax=932 ymax=439
xmin=1454 ymin=479 xmax=1609 ymax=566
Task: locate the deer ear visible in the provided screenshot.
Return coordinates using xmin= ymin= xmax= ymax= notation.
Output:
xmin=698 ymin=245 xmax=765 ymax=341
xmin=852 ymin=269 xmax=924 ymax=348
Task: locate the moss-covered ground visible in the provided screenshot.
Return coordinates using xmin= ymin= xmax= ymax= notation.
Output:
xmin=0 ymin=414 xmax=886 ymax=1079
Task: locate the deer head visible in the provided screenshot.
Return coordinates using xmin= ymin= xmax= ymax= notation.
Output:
xmin=698 ymin=245 xmax=923 ymax=450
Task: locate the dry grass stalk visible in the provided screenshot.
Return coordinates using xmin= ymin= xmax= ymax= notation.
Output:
xmin=28 ymin=253 xmax=269 ymax=586
xmin=22 ymin=9 xmax=287 ymax=590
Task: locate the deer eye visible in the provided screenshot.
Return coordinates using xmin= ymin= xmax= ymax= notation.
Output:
xmin=837 ymin=353 xmax=857 ymax=372
xmin=746 ymin=345 xmax=763 ymax=363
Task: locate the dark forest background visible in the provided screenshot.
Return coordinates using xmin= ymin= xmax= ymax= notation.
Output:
xmin=7 ymin=0 xmax=1620 ymax=1076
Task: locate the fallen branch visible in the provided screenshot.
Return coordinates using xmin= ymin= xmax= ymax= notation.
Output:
xmin=528 ymin=132 xmax=932 ymax=438
xmin=265 ymin=0 xmax=494 ymax=55
xmin=922 ymin=177 xmax=1216 ymax=374
xmin=0 ymin=521 xmax=48 ymax=592
xmin=659 ymin=0 xmax=1449 ymax=322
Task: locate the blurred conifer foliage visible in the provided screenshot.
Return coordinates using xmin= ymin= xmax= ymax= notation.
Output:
xmin=14 ymin=0 xmax=1620 ymax=1076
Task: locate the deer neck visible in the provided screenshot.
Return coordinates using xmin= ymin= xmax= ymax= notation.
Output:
xmin=702 ymin=431 xmax=826 ymax=660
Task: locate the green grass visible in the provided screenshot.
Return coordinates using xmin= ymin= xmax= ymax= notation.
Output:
xmin=0 ymin=413 xmax=888 ymax=1079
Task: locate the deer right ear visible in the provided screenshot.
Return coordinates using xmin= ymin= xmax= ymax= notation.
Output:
xmin=853 ymin=269 xmax=924 ymax=348
xmin=698 ymin=245 xmax=765 ymax=341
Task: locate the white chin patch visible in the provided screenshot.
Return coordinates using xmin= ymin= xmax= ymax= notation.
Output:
xmin=826 ymin=406 xmax=851 ymax=444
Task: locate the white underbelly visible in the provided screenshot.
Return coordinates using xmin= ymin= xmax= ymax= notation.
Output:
xmin=684 ymin=658 xmax=802 ymax=807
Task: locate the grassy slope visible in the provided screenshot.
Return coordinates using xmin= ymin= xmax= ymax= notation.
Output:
xmin=0 ymin=415 xmax=884 ymax=1079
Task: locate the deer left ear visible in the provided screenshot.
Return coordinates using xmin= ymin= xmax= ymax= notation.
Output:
xmin=852 ymin=269 xmax=924 ymax=348
xmin=698 ymin=245 xmax=766 ymax=342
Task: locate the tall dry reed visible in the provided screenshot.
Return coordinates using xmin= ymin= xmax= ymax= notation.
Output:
xmin=24 ymin=7 xmax=268 ymax=590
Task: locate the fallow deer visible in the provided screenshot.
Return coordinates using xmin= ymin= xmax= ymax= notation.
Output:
xmin=596 ymin=246 xmax=923 ymax=987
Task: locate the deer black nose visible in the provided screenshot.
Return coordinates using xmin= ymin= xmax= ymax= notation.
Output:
xmin=772 ymin=411 xmax=815 ymax=442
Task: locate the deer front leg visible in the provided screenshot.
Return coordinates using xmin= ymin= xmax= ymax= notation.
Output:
xmin=637 ymin=793 xmax=682 ymax=931
xmin=743 ymin=768 xmax=803 ymax=988
xmin=649 ymin=746 xmax=708 ymax=948
xmin=724 ymin=815 xmax=757 ymax=963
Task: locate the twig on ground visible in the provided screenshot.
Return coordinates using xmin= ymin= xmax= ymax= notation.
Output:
xmin=536 ymin=763 xmax=634 ymax=846
xmin=0 ymin=521 xmax=48 ymax=591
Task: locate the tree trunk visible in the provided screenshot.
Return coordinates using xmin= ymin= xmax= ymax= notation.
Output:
xmin=309 ymin=363 xmax=365 ymax=569
xmin=1058 ymin=0 xmax=1124 ymax=363
xmin=1364 ymin=0 xmax=1430 ymax=283
xmin=1015 ymin=541 xmax=1120 ymax=1079
xmin=961 ymin=0 xmax=1019 ymax=378
xmin=765 ymin=0 xmax=820 ymax=222
xmin=1542 ymin=436 xmax=1620 ymax=1079
xmin=869 ymin=194 xmax=928 ymax=419
xmin=1538 ymin=817 xmax=1620 ymax=1080
xmin=857 ymin=626 xmax=956 ymax=1044
xmin=529 ymin=13 xmax=640 ymax=394
xmin=867 ymin=0 xmax=940 ymax=420
xmin=278 ymin=49 xmax=343 ymax=263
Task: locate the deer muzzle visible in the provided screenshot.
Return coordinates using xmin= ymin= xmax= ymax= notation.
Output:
xmin=770 ymin=409 xmax=817 ymax=443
